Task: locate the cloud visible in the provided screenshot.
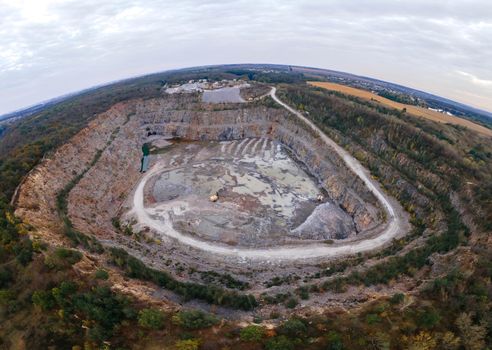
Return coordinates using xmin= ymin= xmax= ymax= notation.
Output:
xmin=0 ymin=0 xmax=491 ymax=114
xmin=457 ymin=70 xmax=492 ymax=87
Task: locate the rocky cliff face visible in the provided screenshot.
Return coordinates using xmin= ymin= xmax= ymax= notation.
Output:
xmin=14 ymin=101 xmax=132 ymax=246
xmin=134 ymin=94 xmax=382 ymax=234
xmin=16 ymin=92 xmax=384 ymax=257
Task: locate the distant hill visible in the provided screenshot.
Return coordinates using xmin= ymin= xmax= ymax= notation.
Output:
xmin=2 ymin=63 xmax=491 ymax=128
xmin=291 ymin=65 xmax=492 ymax=127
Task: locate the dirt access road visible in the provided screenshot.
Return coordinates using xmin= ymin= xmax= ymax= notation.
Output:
xmin=130 ymin=87 xmax=408 ymax=261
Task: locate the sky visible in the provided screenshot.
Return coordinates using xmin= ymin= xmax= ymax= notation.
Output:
xmin=1 ymin=0 xmax=491 ymax=115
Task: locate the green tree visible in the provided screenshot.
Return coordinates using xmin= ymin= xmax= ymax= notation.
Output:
xmin=175 ymin=339 xmax=200 ymax=350
xmin=94 ymin=269 xmax=109 ymax=280
xmin=456 ymin=313 xmax=486 ymax=350
xmin=265 ymin=335 xmax=294 ymax=350
xmin=32 ymin=290 xmax=55 ymax=310
xmin=138 ymin=308 xmax=164 ymax=329
xmin=389 ymin=293 xmax=404 ymax=305
xmin=326 ymin=330 xmax=344 ymax=350
xmin=240 ymin=324 xmax=265 ymax=342
xmin=278 ymin=318 xmax=307 ymax=339
xmin=172 ymin=309 xmax=218 ymax=330
xmin=285 ymin=297 xmax=298 ymax=309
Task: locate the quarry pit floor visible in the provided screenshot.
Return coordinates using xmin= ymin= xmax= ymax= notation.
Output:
xmin=135 ymin=139 xmax=358 ymax=249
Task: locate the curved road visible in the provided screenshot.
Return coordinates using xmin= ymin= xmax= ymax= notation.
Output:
xmin=131 ymin=87 xmax=407 ymax=260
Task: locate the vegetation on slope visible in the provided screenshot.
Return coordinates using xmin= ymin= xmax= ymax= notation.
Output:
xmin=0 ymin=69 xmax=491 ymax=348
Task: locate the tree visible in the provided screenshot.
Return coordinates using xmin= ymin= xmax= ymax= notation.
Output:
xmin=175 ymin=339 xmax=200 ymax=350
xmin=456 ymin=313 xmax=486 ymax=350
xmin=418 ymin=308 xmax=441 ymax=329
xmin=32 ymin=290 xmax=55 ymax=311
xmin=402 ymin=331 xmax=437 ymax=350
xmin=439 ymin=331 xmax=460 ymax=350
xmin=285 ymin=297 xmax=298 ymax=309
xmin=326 ymin=331 xmax=344 ymax=350
xmin=138 ymin=308 xmax=164 ymax=329
xmin=240 ymin=325 xmax=265 ymax=342
xmin=94 ymin=269 xmax=109 ymax=280
xmin=265 ymin=335 xmax=294 ymax=350
xmin=278 ymin=318 xmax=307 ymax=339
xmin=172 ymin=310 xmax=218 ymax=330
xmin=389 ymin=293 xmax=404 ymax=305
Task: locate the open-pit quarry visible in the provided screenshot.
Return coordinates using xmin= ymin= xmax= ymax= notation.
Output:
xmin=14 ymin=81 xmax=409 ymax=314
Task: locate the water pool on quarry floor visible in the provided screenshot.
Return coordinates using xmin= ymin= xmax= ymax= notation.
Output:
xmin=136 ymin=138 xmax=356 ymax=248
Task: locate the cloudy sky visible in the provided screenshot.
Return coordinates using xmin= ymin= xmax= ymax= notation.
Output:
xmin=1 ymin=0 xmax=491 ymax=115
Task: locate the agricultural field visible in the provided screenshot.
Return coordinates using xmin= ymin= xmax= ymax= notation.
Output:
xmin=309 ymin=81 xmax=492 ymax=137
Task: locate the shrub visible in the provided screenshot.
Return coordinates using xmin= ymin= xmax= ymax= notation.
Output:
xmin=278 ymin=318 xmax=307 ymax=339
xmin=285 ymin=297 xmax=298 ymax=309
xmin=138 ymin=308 xmax=165 ymax=329
xmin=109 ymin=248 xmax=257 ymax=310
xmin=326 ymin=330 xmax=344 ymax=350
xmin=32 ymin=290 xmax=55 ymax=310
xmin=13 ymin=239 xmax=33 ymax=265
xmin=175 ymin=339 xmax=200 ymax=350
xmin=94 ymin=269 xmax=109 ymax=280
xmin=51 ymin=281 xmax=77 ymax=306
xmin=297 ymin=286 xmax=309 ymax=300
xmin=111 ymin=217 xmax=121 ymax=230
xmin=265 ymin=335 xmax=295 ymax=350
xmin=72 ymin=286 xmax=135 ymax=342
xmin=418 ymin=308 xmax=441 ymax=329
xmin=365 ymin=313 xmax=382 ymax=325
xmin=0 ymin=267 xmax=12 ymax=288
xmin=390 ymin=293 xmax=405 ymax=305
xmin=44 ymin=248 xmax=82 ymax=270
xmin=0 ymin=289 xmax=13 ymax=304
xmin=239 ymin=325 xmax=265 ymax=342
xmin=172 ymin=310 xmax=219 ymax=330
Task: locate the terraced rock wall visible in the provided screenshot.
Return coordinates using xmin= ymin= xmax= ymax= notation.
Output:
xmin=16 ymin=92 xmax=384 ymax=255
xmin=136 ymin=95 xmax=382 ymax=232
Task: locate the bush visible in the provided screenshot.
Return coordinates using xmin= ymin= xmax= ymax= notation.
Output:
xmin=109 ymin=248 xmax=257 ymax=310
xmin=240 ymin=324 xmax=265 ymax=342
xmin=297 ymin=286 xmax=309 ymax=300
xmin=111 ymin=217 xmax=121 ymax=230
xmin=32 ymin=290 xmax=55 ymax=310
xmin=138 ymin=308 xmax=165 ymax=329
xmin=418 ymin=308 xmax=441 ymax=329
xmin=365 ymin=313 xmax=382 ymax=325
xmin=278 ymin=318 xmax=307 ymax=339
xmin=172 ymin=310 xmax=219 ymax=330
xmin=389 ymin=293 xmax=405 ymax=305
xmin=44 ymin=248 xmax=82 ymax=270
xmin=265 ymin=335 xmax=295 ymax=350
xmin=0 ymin=289 xmax=13 ymax=305
xmin=175 ymin=339 xmax=200 ymax=350
xmin=74 ymin=286 xmax=136 ymax=341
xmin=326 ymin=330 xmax=344 ymax=350
xmin=13 ymin=239 xmax=33 ymax=265
xmin=285 ymin=297 xmax=298 ymax=309
xmin=94 ymin=269 xmax=109 ymax=280
xmin=0 ymin=267 xmax=12 ymax=288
